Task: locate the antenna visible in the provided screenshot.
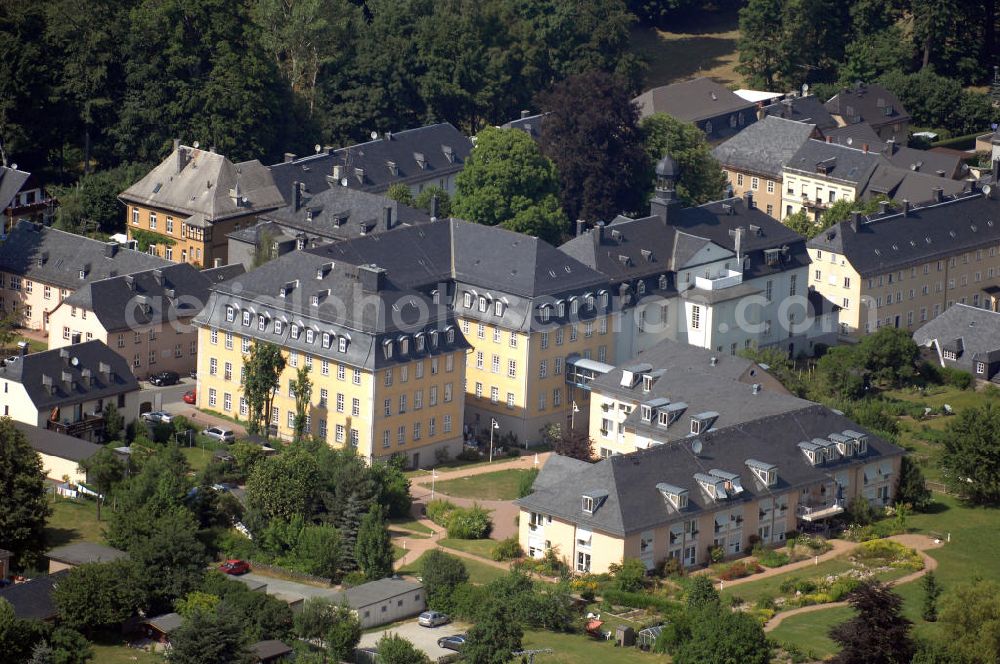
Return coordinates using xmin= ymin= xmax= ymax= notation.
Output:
xmin=692 ymin=440 xmax=703 ymax=455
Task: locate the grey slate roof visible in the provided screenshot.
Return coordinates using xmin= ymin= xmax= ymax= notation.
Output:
xmin=269 ymin=123 xmax=472 ymax=198
xmin=120 ymin=146 xmax=285 ymax=222
xmin=913 ymin=304 xmax=1000 ymax=365
xmin=633 ymin=78 xmax=755 ymax=122
xmin=807 ymin=192 xmax=1000 ymax=277
xmin=501 ymin=112 xmax=550 ymax=140
xmin=517 ymin=404 xmax=904 ymax=536
xmin=0 ymin=571 xmax=67 ymax=620
xmin=145 ymin=612 xmax=184 ymax=634
xmin=821 ymin=123 xmax=886 ymax=151
xmin=62 ymin=262 xmax=242 ymax=331
xmin=0 ymin=166 xmax=31 ymax=213
xmin=251 ymin=640 xmax=293 ymax=660
xmin=0 ymin=221 xmax=171 ymax=290
xmin=880 ymin=143 xmax=967 ymax=179
xmin=862 ymin=161 xmax=969 ymax=202
xmin=785 ymin=140 xmax=879 ymax=185
xmin=331 ymin=578 xmax=422 ymax=608
xmin=592 ymin=340 xmax=809 ymax=442
xmin=560 ymin=196 xmax=809 ymax=286
xmin=16 ymin=421 xmax=102 ymax=462
xmin=0 ymin=340 xmax=138 ymax=409
xmin=825 ymin=83 xmax=911 ymax=129
xmin=763 ymin=96 xmax=838 ymax=130
xmin=253 ymin=184 xmax=431 ymax=243
xmin=46 ymin=542 xmax=127 ymax=566
xmin=713 ymin=116 xmax=817 ymax=178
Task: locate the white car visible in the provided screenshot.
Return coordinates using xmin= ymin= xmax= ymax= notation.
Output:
xmin=141 ymin=411 xmax=174 ymax=424
xmin=201 ymin=426 xmax=235 ymax=443
xmin=418 ymin=611 xmax=451 ymax=627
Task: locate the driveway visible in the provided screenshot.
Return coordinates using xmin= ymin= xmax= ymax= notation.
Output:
xmin=236 ymin=572 xmax=340 ymax=601
xmin=359 ymin=620 xmax=470 ymax=660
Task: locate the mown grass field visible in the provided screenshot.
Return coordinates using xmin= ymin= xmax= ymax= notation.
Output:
xmin=522 ymin=629 xmax=658 ymax=664
xmin=439 ymin=538 xmax=497 ymax=559
xmin=45 ymin=495 xmax=104 ymax=548
xmin=628 ymin=10 xmax=741 ymax=89
xmin=432 ymin=468 xmax=533 ymax=501
xmin=397 ymin=550 xmax=508 ymax=586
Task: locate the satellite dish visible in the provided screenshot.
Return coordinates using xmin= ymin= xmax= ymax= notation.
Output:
xmin=370 ymin=130 xmax=378 ymax=140
xmin=314 ymin=144 xmax=322 ymax=154
xmin=801 ymin=83 xmax=809 ymax=95
xmin=340 ymin=178 xmax=348 ymax=187
xmin=984 ymin=185 xmax=992 ymax=198
xmin=692 ymin=440 xmax=703 ymax=455
xmin=10 ymin=163 xmax=16 ymax=171
xmin=193 ymin=141 xmax=200 ymax=149
xmin=70 ymin=357 xmax=79 ymax=367
xmin=846 ymin=137 xmax=853 ymax=145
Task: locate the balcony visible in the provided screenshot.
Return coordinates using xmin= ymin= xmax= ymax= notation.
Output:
xmin=694 ymin=269 xmax=743 ymax=291
xmin=797 ymin=499 xmax=845 ymax=522
xmin=47 ymin=413 xmax=105 ymax=440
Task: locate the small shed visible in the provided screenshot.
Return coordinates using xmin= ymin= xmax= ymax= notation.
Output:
xmin=17 ymin=422 xmax=103 ymax=484
xmin=251 ymin=639 xmax=293 ymax=663
xmin=143 ymin=612 xmax=184 ymax=644
xmin=46 ymin=542 xmax=127 ymax=574
xmin=330 ymin=578 xmax=425 ymax=629
xmin=616 ymin=625 xmax=636 ymax=647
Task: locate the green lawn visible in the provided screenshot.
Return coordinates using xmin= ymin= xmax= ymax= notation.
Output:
xmin=719 ymin=560 xmax=854 ymax=607
xmin=181 ymin=446 xmax=216 ymax=474
xmin=628 ymin=9 xmax=741 ymax=89
xmin=90 ymin=644 xmax=164 ymax=664
xmin=522 ymin=629 xmax=657 ymax=664
xmin=45 ymin=496 xmax=104 ymax=548
xmin=406 ymin=454 xmax=533 ymax=479
xmin=439 ymin=538 xmax=497 ymax=559
xmin=397 ymin=550 xmax=509 ymax=586
xmin=768 ymin=606 xmax=854 ymax=660
xmin=431 ymin=468 xmax=533 ymax=501
xmin=388 ymin=517 xmax=433 ymax=534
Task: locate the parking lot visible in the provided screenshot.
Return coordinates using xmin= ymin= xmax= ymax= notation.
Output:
xmin=359 ymin=619 xmax=470 ymax=660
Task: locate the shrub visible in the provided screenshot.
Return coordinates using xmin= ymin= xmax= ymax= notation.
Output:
xmin=601 ymin=589 xmax=677 ymax=613
xmin=756 ymin=595 xmax=776 ymax=611
xmin=828 ymin=578 xmax=863 ymax=602
xmin=517 ymin=468 xmax=539 ymax=498
xmin=853 ymin=540 xmax=923 ymax=570
xmin=446 ymin=504 xmax=493 ymax=539
xmin=660 ymin=557 xmax=684 ymax=578
xmin=492 ymin=537 xmax=522 ymax=561
xmin=456 ymin=448 xmax=480 ymax=462
xmin=425 ymin=499 xmax=457 ymax=526
xmin=755 ymin=549 xmax=790 ymax=568
xmin=718 ymin=561 xmax=763 ymax=581
xmin=340 ymin=571 xmax=367 ymax=588
xmin=611 ymin=558 xmax=648 ymax=593
xmin=708 ymin=545 xmax=725 ymax=564
xmin=939 ymin=365 xmax=973 ymax=389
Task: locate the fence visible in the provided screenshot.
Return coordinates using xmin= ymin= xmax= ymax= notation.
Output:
xmin=924 ymin=480 xmax=956 ymax=496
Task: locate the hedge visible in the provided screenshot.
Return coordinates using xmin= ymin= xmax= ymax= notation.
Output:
xmin=600 ymin=589 xmax=678 ymax=614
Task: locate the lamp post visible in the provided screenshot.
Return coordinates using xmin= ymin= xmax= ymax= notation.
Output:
xmin=489 ymin=418 xmax=499 ymax=463
xmin=431 ymin=468 xmax=437 ymax=500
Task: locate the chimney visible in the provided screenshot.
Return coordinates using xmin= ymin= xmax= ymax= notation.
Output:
xmin=384 ymin=132 xmax=393 ymax=141
xmin=18 ymin=340 xmax=28 ymax=357
xmin=752 ymin=383 xmax=761 ymax=395
xmin=903 ymin=199 xmax=911 ymax=216
xmin=104 ymin=242 xmax=118 ymax=258
xmin=359 ymin=264 xmax=386 ymax=293
xmin=932 ymin=187 xmax=943 ymax=202
xmin=175 ymin=144 xmax=187 ymax=174
xmin=59 ymin=348 xmax=70 ymax=365
xmin=710 ymin=356 xmax=718 ymax=366
xmin=292 ymin=180 xmax=302 ymax=212
xmin=743 ymin=191 xmax=754 ymax=210
xmin=756 ymin=101 xmax=765 ymax=121
xmin=429 ymin=194 xmax=439 ymax=221
xmin=863 ymin=143 xmax=869 ymax=154
xmin=173 ymin=138 xmax=180 ymax=152
xmin=826 ymin=135 xmax=832 ymax=143
xmin=209 ymin=146 xmax=216 ymax=153
xmin=878 ymin=200 xmax=890 ymax=215
xmin=152 ymin=269 xmax=164 ymax=286
xmin=283 ymin=152 xmax=297 ymax=163
xmin=576 ymin=220 xmax=587 ymax=237
xmin=382 ymin=205 xmax=393 ymax=231
xmin=596 ymin=221 xmax=605 ymax=242
xmin=332 ymin=164 xmax=343 ymax=181
xmin=520 ymin=109 xmax=531 ymax=119
xmin=213 ymin=258 xmax=222 ymax=268
xmin=849 ymin=211 xmax=862 ymax=232
xmin=125 ymin=275 xmax=135 ymax=291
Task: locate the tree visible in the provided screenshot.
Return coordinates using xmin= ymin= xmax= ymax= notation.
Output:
xmin=47 ymin=627 xmax=93 ymax=664
xmin=463 ymin=598 xmax=523 ymax=664
xmin=355 ymin=505 xmax=394 ymax=581
xmin=812 ymin=345 xmax=866 ymax=400
xmin=736 ymin=0 xmax=787 ymax=89
xmin=375 ymin=633 xmax=431 ymax=664
xmin=942 ymin=402 xmax=1000 ymax=504
xmin=29 ymin=641 xmax=54 ymax=664
xmin=323 ymin=603 xmax=361 ymax=662
xmin=167 ymin=606 xmax=254 ymax=664
xmin=517 ymin=468 xmax=539 ymax=498
xmin=453 ymin=126 xmax=567 ymax=244
xmin=921 ymin=571 xmax=942 ymax=622
xmin=370 ymin=456 xmax=412 ymax=519
xmin=102 ymin=402 xmax=124 ymax=441
xmin=175 ymin=591 xmax=222 ymax=620
xmin=129 ymin=510 xmax=210 ymax=614
xmin=829 ymin=581 xmax=914 ymax=664
xmin=420 ymin=550 xmax=469 ymax=613
xmin=53 ymin=560 xmax=143 ymax=635
xmin=413 ymin=186 xmax=451 ymax=217
xmin=243 ymin=341 xmax=286 ymax=439
xmin=538 ymin=70 xmax=649 ymax=223
xmin=896 ymin=456 xmax=932 ymax=511
xmin=245 ymin=447 xmax=321 ymax=521
xmin=386 ymin=183 xmax=414 ymax=207
xmin=612 ymin=558 xmax=647 ymax=593
xmin=0 ymin=597 xmax=49 ymax=663
xmin=0 ymin=307 xmax=21 ymax=352
xmin=201 ymin=572 xmax=293 ymax=643
xmin=78 ymin=447 xmax=123 ymax=521
xmin=294 ymin=598 xmax=341 ymax=640
xmin=686 ymin=575 xmax=721 ymax=610
xmin=673 ymin=608 xmax=770 ymax=664
xmin=937 ymin=580 xmax=1000 ymax=664
xmin=542 ymin=423 xmax=593 ymax=461
xmin=50 ymin=163 xmax=152 ymax=234
xmin=290 ymin=365 xmax=312 ymax=442
xmin=640 ymin=113 xmax=727 ymax=206
xmin=229 ymin=441 xmax=265 ymax=481
xmin=857 ymin=327 xmax=919 ymax=387
xmin=0 ymin=417 xmax=51 ymax=568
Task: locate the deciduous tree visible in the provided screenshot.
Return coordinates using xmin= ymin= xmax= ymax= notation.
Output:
xmin=167 ymin=606 xmax=254 ymax=664
xmin=78 ymin=447 xmax=123 ymax=521
xmin=640 ymin=113 xmax=726 ymax=206
xmin=245 ymin=448 xmax=321 ymax=522
xmin=243 ymin=341 xmax=286 ymax=439
xmin=936 ymin=580 xmax=1000 ymax=664
xmin=0 ymin=418 xmax=51 ymax=568
xmin=942 ymin=402 xmax=1000 ymax=504
xmin=463 ymin=597 xmax=523 ymax=664
xmin=53 ymin=560 xmax=143 ymax=635
xmin=673 ymin=608 xmax=770 ymax=664
xmin=420 ymin=550 xmax=469 ymax=613
xmin=896 ymin=456 xmax=932 ymax=511
xmin=829 ymin=581 xmax=914 ymax=664
xmin=355 ymin=505 xmax=393 ymax=581
xmin=375 ymin=633 xmax=431 ymax=664
xmin=290 ymin=365 xmax=312 ymax=442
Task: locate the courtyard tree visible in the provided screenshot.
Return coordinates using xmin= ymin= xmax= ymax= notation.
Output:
xmin=78 ymin=446 xmax=124 ymax=521
xmin=243 ymin=341 xmax=286 ymax=438
xmin=829 ymin=581 xmax=914 ymax=664
xmin=0 ymin=418 xmax=52 ymax=568
xmin=289 ymin=365 xmax=312 ymax=442
xmin=941 ymin=402 xmax=1000 ymax=504
xmin=355 ymin=504 xmax=393 ymax=581
xmin=640 ymin=113 xmax=727 ymax=205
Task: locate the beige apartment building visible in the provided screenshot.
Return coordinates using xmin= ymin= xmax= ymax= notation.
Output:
xmin=0 ymin=222 xmax=170 ymax=332
xmin=713 ymin=116 xmax=817 ymax=220
xmin=807 ymin=192 xmax=1000 ymax=337
xmin=782 ymin=140 xmax=878 ymax=220
xmin=47 ymin=263 xmax=243 ymax=379
xmin=517 ymin=403 xmax=902 ymax=574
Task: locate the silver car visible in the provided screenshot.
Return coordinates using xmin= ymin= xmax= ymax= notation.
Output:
xmin=201 ymin=426 xmax=235 ymax=443
xmin=418 ymin=611 xmax=450 ymax=627
xmin=141 ymin=411 xmax=174 ymax=424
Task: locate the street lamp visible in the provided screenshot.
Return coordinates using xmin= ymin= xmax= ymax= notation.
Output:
xmin=488 ymin=417 xmax=499 ymax=463
xmin=431 ymin=468 xmax=437 ymax=500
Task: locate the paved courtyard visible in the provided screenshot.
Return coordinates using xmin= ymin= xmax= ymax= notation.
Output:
xmin=359 ymin=619 xmax=470 ymax=660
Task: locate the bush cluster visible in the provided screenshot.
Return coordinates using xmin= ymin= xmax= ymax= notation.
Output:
xmin=717 ymin=561 xmax=764 ymax=581
xmin=425 ymin=499 xmax=493 ymax=539
xmin=491 ymin=537 xmax=522 ymax=561
xmin=754 ymin=548 xmax=790 ymax=569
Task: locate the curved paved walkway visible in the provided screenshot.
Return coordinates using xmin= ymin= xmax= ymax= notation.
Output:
xmin=696 ymin=538 xmax=857 ymax=587
xmin=763 ymin=534 xmax=943 ymax=632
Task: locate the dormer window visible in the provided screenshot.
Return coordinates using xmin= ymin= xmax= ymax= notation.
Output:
xmin=305 ymin=329 xmax=315 ymax=344
xmin=383 ymin=340 xmax=393 ymax=359
xmin=539 ymin=305 xmax=551 ymax=323
xmin=478 ymin=296 xmax=488 ymax=312
xmin=582 ymin=496 xmax=594 ymax=514
xmin=446 ymin=327 xmax=455 ymax=344
xmin=642 ymin=374 xmax=654 ymax=393
xmin=463 ymin=292 xmax=473 ymax=308
xmin=290 ymin=324 xmax=300 ymax=339
xmin=416 ymin=335 xmax=425 ymax=352
xmin=599 ymin=290 xmax=609 ymax=309
xmin=494 ymin=300 xmax=504 ymax=317
xmin=798 ymin=440 xmax=822 ymax=465
xmin=657 ymin=483 xmax=688 ymax=509
xmin=556 ymin=300 xmax=566 ymax=317
xmin=274 ymin=320 xmax=284 ymax=335
xmin=640 ymin=405 xmax=652 ymax=421
xmin=569 ymin=297 xmax=579 ymax=315
xmin=400 ymin=337 xmax=410 ymax=355
xmin=226 ymin=306 xmax=235 ymax=322
xmin=746 ymin=459 xmax=777 ymax=487
xmin=242 ymin=311 xmax=251 ymax=326
xmin=322 ymin=332 xmax=332 ymax=348
xmin=658 ymin=411 xmax=670 ymax=426
xmin=765 ymin=248 xmax=781 ymax=266
xmin=580 ymin=491 xmax=607 ymax=514
xmin=258 ymin=314 xmax=267 ymax=331
xmin=339 ymin=337 xmax=348 ymax=353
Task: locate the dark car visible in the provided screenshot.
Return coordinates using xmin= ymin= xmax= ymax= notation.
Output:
xmin=437 ymin=634 xmax=467 ymax=652
xmin=218 ymin=559 xmax=250 ymax=575
xmin=148 ymin=371 xmax=180 ymax=386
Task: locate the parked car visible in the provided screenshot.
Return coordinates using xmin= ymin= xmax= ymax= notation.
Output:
xmin=140 ymin=411 xmax=174 ymax=424
xmin=437 ymin=635 xmax=466 ymax=652
xmin=418 ymin=611 xmax=451 ymax=627
xmin=202 ymin=426 xmax=235 ymax=443
xmin=218 ymin=559 xmax=250 ymax=575
xmin=182 ymin=389 xmax=196 ymax=404
xmin=148 ymin=370 xmax=180 ymax=386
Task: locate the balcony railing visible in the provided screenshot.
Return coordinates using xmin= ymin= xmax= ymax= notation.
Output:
xmin=797 ymin=499 xmax=845 ymax=521
xmin=694 ymin=269 xmax=743 ymax=291
xmin=47 ymin=413 xmax=105 ymax=439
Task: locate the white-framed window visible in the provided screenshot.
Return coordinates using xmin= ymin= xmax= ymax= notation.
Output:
xmin=691 ymin=305 xmax=700 ymax=329
xmin=223 ymin=392 xmax=232 ymax=411
xmin=208 ymin=388 xmax=217 ymax=407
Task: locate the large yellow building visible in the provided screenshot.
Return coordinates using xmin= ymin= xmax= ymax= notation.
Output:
xmin=120 ymin=141 xmax=285 ymax=268
xmin=194 ymin=254 xmax=468 ymax=468
xmin=807 ymin=191 xmax=1000 ymax=337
